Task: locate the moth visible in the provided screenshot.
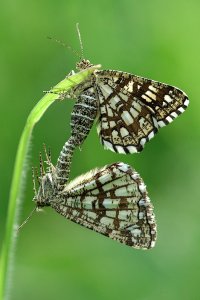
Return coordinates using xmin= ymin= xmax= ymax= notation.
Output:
xmin=30 ymin=150 xmax=156 ymax=250
xmin=57 ymin=25 xmax=189 ymax=155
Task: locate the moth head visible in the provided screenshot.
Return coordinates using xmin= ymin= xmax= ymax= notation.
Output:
xmin=17 ymin=173 xmax=55 ymax=232
xmin=76 ymin=59 xmax=94 ymax=71
xmin=17 ymin=146 xmax=56 ymax=231
xmin=34 ymin=173 xmax=55 ymax=208
xmin=32 ymin=147 xmax=56 ymax=208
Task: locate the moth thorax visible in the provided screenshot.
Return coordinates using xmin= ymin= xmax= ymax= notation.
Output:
xmin=35 ymin=173 xmax=55 ymax=207
xmin=76 ymin=59 xmax=94 ymax=70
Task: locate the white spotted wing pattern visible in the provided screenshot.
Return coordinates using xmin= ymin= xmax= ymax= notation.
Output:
xmin=95 ymin=70 xmax=189 ymax=153
xmin=68 ymin=59 xmax=189 ymax=154
xmin=35 ymin=161 xmax=156 ymax=249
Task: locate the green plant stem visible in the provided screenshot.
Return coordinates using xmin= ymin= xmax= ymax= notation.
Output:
xmin=0 ymin=65 xmax=100 ymax=300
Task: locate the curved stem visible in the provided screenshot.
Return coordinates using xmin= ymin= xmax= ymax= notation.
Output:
xmin=0 ymin=65 xmax=100 ymax=300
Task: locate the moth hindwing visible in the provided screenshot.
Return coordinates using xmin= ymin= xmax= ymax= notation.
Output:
xmin=34 ymin=161 xmax=156 ymax=250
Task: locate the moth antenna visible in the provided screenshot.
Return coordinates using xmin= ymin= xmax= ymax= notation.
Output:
xmin=76 ymin=23 xmax=84 ymax=59
xmin=35 ymin=167 xmax=40 ymax=185
xmin=47 ymin=36 xmax=80 ymax=59
xmin=48 ymin=148 xmax=51 ymax=161
xmin=17 ymin=207 xmax=37 ymax=231
xmin=43 ymin=143 xmax=51 ymax=165
xmin=32 ymin=167 xmax=38 ymax=196
xmin=39 ymin=152 xmax=45 ymax=177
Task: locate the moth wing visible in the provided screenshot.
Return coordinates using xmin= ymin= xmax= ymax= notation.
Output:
xmin=51 ymin=162 xmax=156 ymax=249
xmin=95 ymin=70 xmax=189 ymax=153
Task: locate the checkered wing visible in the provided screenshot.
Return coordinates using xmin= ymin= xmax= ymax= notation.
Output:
xmin=96 ymin=70 xmax=189 ymax=153
xmin=51 ymin=162 xmax=156 ymax=249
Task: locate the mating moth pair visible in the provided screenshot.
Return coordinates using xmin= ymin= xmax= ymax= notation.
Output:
xmin=23 ymin=26 xmax=189 ymax=250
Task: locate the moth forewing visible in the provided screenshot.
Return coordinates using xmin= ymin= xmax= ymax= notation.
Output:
xmin=93 ymin=70 xmax=189 ymax=154
xmin=50 ymin=162 xmax=157 ymax=249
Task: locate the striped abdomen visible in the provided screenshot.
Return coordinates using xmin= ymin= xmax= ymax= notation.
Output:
xmin=56 ymin=86 xmax=98 ymax=188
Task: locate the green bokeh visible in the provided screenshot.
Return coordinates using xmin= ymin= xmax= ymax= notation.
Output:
xmin=1 ymin=0 xmax=200 ymax=299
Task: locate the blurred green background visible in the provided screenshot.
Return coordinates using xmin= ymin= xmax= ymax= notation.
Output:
xmin=1 ymin=0 xmax=200 ymax=299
